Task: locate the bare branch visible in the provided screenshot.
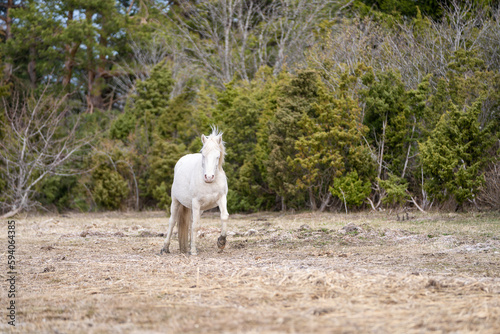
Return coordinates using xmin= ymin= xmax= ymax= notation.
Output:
xmin=0 ymin=88 xmax=92 ymax=216
xmin=163 ymin=0 xmax=339 ymax=86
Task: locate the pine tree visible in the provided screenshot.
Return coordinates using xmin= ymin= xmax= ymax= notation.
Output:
xmin=4 ymin=0 xmax=130 ymax=104
xmin=3 ymin=0 xmax=59 ymax=87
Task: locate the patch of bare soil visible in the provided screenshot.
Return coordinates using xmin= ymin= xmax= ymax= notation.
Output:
xmin=1 ymin=211 xmax=499 ymax=333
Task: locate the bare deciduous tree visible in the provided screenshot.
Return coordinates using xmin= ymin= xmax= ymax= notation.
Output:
xmin=165 ymin=0 xmax=341 ymax=87
xmin=477 ymin=6 xmax=500 ymax=71
xmin=0 ymin=88 xmax=90 ymax=218
xmin=310 ymin=0 xmax=496 ymax=90
xmin=269 ymin=0 xmax=332 ymax=76
xmin=167 ymin=0 xmax=247 ymax=85
xmin=478 ymin=159 xmax=500 ymax=210
xmin=112 ymin=32 xmax=206 ymax=108
xmin=112 ymin=35 xmax=171 ymax=108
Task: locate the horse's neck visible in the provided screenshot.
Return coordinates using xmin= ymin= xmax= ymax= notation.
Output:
xmin=218 ymin=151 xmax=224 ymax=170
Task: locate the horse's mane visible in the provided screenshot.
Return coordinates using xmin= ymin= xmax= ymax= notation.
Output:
xmin=202 ymin=126 xmax=226 ymax=168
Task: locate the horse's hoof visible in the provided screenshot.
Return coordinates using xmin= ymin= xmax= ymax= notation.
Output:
xmin=159 ymin=248 xmax=170 ymax=255
xmin=217 ymin=235 xmax=226 ymax=251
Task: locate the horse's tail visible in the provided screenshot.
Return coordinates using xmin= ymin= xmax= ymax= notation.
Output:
xmin=177 ymin=205 xmax=190 ymax=253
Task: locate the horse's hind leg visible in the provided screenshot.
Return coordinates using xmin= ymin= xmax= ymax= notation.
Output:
xmin=160 ymin=199 xmax=180 ymax=254
xmin=217 ymin=194 xmax=229 ymax=252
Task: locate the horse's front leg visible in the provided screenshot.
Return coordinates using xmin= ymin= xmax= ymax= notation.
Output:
xmin=190 ymin=200 xmax=201 ymax=256
xmin=217 ymin=194 xmax=229 ymax=252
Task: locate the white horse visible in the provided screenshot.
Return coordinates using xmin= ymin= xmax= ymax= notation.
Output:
xmin=160 ymin=128 xmax=229 ymax=255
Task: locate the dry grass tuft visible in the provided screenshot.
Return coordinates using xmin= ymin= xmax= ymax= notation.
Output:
xmin=1 ymin=211 xmax=499 ymax=333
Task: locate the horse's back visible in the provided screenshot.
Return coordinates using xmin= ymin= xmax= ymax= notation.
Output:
xmin=174 ymin=153 xmax=201 ymax=175
xmin=171 ymin=154 xmax=200 ymax=206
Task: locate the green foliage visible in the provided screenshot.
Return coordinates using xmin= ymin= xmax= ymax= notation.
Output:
xmin=108 ymin=61 xmax=201 ymax=210
xmin=378 ymin=174 xmax=409 ymax=205
xmin=362 ymin=69 xmax=412 ymax=175
xmin=359 ymin=0 xmax=443 ymax=20
xmin=90 ymin=154 xmax=130 ymax=210
xmin=293 ymin=68 xmax=373 ymax=208
xmin=444 ymin=49 xmax=500 ymax=129
xmin=2 ymin=0 xmax=499 ymax=214
xmin=93 ymin=170 xmax=129 ymax=210
xmin=36 ymin=175 xmax=86 ymax=212
xmin=3 ymin=0 xmax=59 ymax=85
xmin=420 ymin=102 xmax=495 ymax=207
xmin=330 ymin=171 xmax=371 ymax=207
xmin=418 ymin=48 xmax=499 ymax=208
xmin=266 ymin=70 xmax=320 ymax=209
xmin=156 ymin=89 xmax=197 ymax=144
xmin=212 ymin=71 xmax=276 ymax=212
xmin=133 ymin=61 xmax=175 ymax=146
xmin=146 ymin=139 xmax=186 ymax=210
xmin=110 ymin=110 xmax=136 ymax=141
xmin=361 ymin=68 xmax=438 ymax=209
xmin=4 ymin=0 xmax=131 ymax=97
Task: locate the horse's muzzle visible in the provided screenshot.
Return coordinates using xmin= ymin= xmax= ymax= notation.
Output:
xmin=204 ymin=174 xmax=215 ymax=183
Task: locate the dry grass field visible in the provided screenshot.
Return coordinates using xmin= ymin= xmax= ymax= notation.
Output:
xmin=1 ymin=210 xmax=500 ymax=333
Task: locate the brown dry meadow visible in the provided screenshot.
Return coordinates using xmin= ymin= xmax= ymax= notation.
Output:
xmin=1 ymin=210 xmax=499 ymax=333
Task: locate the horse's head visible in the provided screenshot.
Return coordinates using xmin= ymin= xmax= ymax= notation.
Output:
xmin=201 ymin=128 xmax=225 ymax=183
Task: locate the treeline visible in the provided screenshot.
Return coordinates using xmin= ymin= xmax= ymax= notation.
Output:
xmin=0 ymin=0 xmax=499 ymax=216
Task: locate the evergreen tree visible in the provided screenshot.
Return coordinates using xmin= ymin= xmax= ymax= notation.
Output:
xmin=362 ymin=69 xmax=411 ymax=178
xmin=109 ymin=61 xmax=202 ymax=210
xmin=420 ymin=102 xmax=495 ymax=208
xmin=361 ymin=68 xmax=433 ymax=209
xmin=360 ymin=0 xmax=443 ymax=20
xmin=133 ymin=61 xmax=175 ymax=151
xmin=4 ymin=0 xmax=133 ymax=109
xmin=293 ymin=70 xmax=372 ymax=211
xmin=212 ymin=68 xmax=276 ymax=212
xmin=90 ymin=148 xmax=130 ymax=210
xmin=419 ymin=48 xmax=499 ymax=209
xmin=266 ymin=70 xmax=319 ymax=210
xmin=330 ymin=171 xmax=372 ymax=211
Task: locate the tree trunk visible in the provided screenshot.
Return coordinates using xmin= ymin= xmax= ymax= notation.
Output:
xmin=281 ymin=196 xmax=286 ymax=212
xmin=223 ymin=0 xmax=235 ymax=82
xmin=308 ymin=187 xmax=317 ymax=210
xmin=377 ymin=115 xmax=387 ymax=180
xmin=85 ymin=11 xmax=108 ymax=112
xmin=62 ymin=10 xmax=80 ymax=88
xmin=319 ymin=192 xmax=332 ymax=212
xmin=401 ymin=118 xmax=416 ymax=179
xmin=1 ymin=206 xmax=22 ymax=219
xmin=28 ymin=45 xmax=36 ymax=88
xmin=63 ymin=44 xmax=79 ymax=87
xmin=2 ymin=0 xmax=16 ymax=81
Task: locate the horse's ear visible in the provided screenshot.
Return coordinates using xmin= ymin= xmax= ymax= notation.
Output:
xmin=216 ymin=135 xmax=222 ymax=144
xmin=201 ymin=134 xmax=207 ymax=143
